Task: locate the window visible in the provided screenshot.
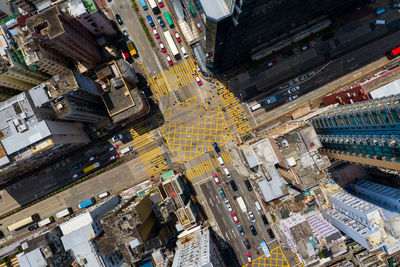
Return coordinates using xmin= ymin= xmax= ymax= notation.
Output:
xmin=371 ymin=112 xmax=380 ymax=124
xmin=390 ymin=109 xmax=400 ymax=123
xmin=380 ymin=110 xmax=390 ymax=123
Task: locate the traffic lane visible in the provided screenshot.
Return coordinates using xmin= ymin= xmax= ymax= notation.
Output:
xmin=110 ymin=0 xmax=163 ymax=75
xmin=200 ymin=181 xmax=248 ymax=265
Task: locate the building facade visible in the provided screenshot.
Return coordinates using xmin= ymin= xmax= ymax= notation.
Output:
xmin=312 ymin=95 xmax=400 ymax=172
xmin=194 ymin=0 xmax=367 ymax=72
xmin=0 ymin=1 xmax=12 ymax=20
xmin=26 ymin=6 xmax=102 ymax=68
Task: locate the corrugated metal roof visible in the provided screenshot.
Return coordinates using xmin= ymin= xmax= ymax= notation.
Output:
xmin=17 ymin=248 xmax=47 ymax=267
xmin=59 ymin=212 xmax=93 ymax=235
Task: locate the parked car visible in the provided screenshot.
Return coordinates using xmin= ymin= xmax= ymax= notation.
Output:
xmin=244 ymin=179 xmax=253 ymax=191
xmin=88 ymin=154 xmax=98 ymax=162
xmin=261 ymin=214 xmax=269 ymax=226
xmin=287 ymin=85 xmax=299 ymax=94
xmin=265 ymin=59 xmax=276 ymax=69
xmin=108 ymin=145 xmax=119 ymax=152
xmin=108 ymin=154 xmax=119 ymax=161
xmin=300 ymin=44 xmax=310 ymax=52
xmin=243 ymin=238 xmax=251 ymax=249
xmin=218 ymin=187 xmax=225 ymax=198
xmin=152 ymin=27 xmax=160 ymax=39
xmin=28 ymin=223 xmax=39 ymax=231
xmin=237 ymin=224 xmax=245 ymax=236
xmin=267 ymin=228 xmax=275 ymax=239
xmin=157 ymin=0 xmax=164 ymax=7
xmin=231 ymin=212 xmax=239 ymax=223
xmin=157 ymin=16 xmax=165 ymax=27
xmin=72 ymin=171 xmax=83 ymax=179
xmin=122 ymin=29 xmax=129 ymax=37
xmin=282 ymin=50 xmax=294 ymax=58
xmin=166 ymin=54 xmax=173 ymax=66
xmin=115 ymin=14 xmax=123 ymax=25
xmin=112 ymin=134 xmax=123 ymax=142
xmin=249 ymin=225 xmax=257 ymax=235
xmin=225 ymin=200 xmax=232 ymax=212
xmin=159 ymin=41 xmax=167 ymax=53
xmin=247 ymin=253 xmax=252 ymax=264
xmin=229 ymin=180 xmax=238 ymax=191
xmin=71 ymin=163 xmax=82 ymax=170
xmin=174 ymin=31 xmax=182 ymax=42
xmin=248 ymin=211 xmax=256 ymax=223
xmin=288 ymin=95 xmax=299 ymax=101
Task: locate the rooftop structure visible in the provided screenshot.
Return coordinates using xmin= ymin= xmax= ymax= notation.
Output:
xmin=172 ymin=226 xmax=225 ymax=267
xmin=322 ymin=86 xmax=370 ymax=106
xmin=96 ymin=60 xmax=149 ymax=124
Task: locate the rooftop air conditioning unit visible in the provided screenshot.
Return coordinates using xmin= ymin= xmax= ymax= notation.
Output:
xmin=17 ymin=124 xmax=28 ymax=132
xmin=56 ymin=103 xmax=64 ymax=110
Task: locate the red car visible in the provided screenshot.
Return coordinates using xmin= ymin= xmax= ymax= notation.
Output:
xmin=157 ymin=0 xmax=164 ymax=7
xmin=231 ymin=212 xmax=239 ymax=223
xmin=152 ymin=27 xmax=160 ymax=39
xmin=265 ymin=59 xmax=276 ymax=69
xmin=166 ymin=54 xmax=173 ymax=66
xmin=195 ymin=75 xmax=202 ymax=86
xmin=174 ymin=31 xmax=182 ymax=43
xmin=159 ymin=41 xmax=166 ymax=53
xmin=121 ymin=49 xmax=130 ymax=60
xmin=247 ymin=253 xmax=252 ymax=264
xmin=300 ymin=44 xmax=310 ymax=52
xmin=213 ymin=174 xmax=220 ymax=185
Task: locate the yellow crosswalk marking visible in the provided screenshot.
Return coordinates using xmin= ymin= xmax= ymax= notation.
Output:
xmin=185 ymin=158 xmax=217 ymax=180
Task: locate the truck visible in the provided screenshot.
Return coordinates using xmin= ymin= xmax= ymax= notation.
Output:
xmin=237 ymin=197 xmax=247 ymax=213
xmin=126 ymin=40 xmax=137 ymax=57
xmin=265 ymin=94 xmax=282 ymax=104
xmin=83 ymin=162 xmax=101 ymax=174
xmin=55 ymin=208 xmax=73 ymax=219
xmin=78 ymin=198 xmax=95 ymax=209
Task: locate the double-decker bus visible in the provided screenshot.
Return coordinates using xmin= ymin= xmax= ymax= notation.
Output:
xmin=164 ymin=12 xmax=174 ymax=28
xmin=139 ymin=0 xmax=147 ymax=10
xmin=78 ymin=198 xmax=96 ymax=209
xmin=148 ymin=0 xmax=160 ymax=14
xmin=386 ymin=46 xmax=400 ymax=60
xmin=83 ymin=162 xmax=101 ymax=174
xmin=7 ymin=214 xmax=40 ymax=232
xmin=163 ymin=31 xmax=180 ymax=59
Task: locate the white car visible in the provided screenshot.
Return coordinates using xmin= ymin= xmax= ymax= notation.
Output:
xmin=112 ymin=134 xmax=123 ymax=142
xmin=287 ymin=85 xmax=299 ymax=94
xmin=225 ymin=200 xmax=233 ymax=212
xmin=288 ymin=95 xmax=299 ymax=101
xmin=248 ymin=211 xmax=256 ymax=223
xmin=122 ymin=29 xmax=129 ymax=37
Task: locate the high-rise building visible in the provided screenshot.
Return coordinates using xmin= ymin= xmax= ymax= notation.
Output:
xmin=0 ymin=1 xmax=12 ymax=20
xmin=26 ymin=6 xmax=102 ymax=68
xmin=172 ymin=226 xmax=226 ymax=267
xmin=193 ymin=0 xmax=366 ymax=72
xmin=29 ymin=70 xmax=107 ymax=123
xmin=312 ymin=95 xmax=400 ymax=172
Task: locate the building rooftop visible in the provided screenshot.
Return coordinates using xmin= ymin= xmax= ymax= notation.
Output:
xmin=59 ymin=212 xmax=93 ymax=235
xmin=66 ymin=0 xmax=97 ymax=17
xmin=198 ymin=0 xmax=232 ymax=21
xmin=17 ymin=248 xmax=47 ymax=267
xmin=26 ymin=6 xmax=64 ymax=40
xmin=258 ymin=168 xmax=287 ymax=202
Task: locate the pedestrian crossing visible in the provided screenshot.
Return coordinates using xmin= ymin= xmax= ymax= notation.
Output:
xmin=217 ymin=82 xmax=251 ymax=136
xmin=140 ymin=147 xmax=168 ymax=176
xmin=294 ymin=253 xmax=305 ymax=267
xmin=185 ymin=151 xmax=231 ymax=180
xmin=149 ymin=59 xmax=197 ymax=100
xmin=129 ymin=120 xmax=154 ymax=151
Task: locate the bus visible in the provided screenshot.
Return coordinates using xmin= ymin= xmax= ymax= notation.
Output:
xmin=126 ymin=40 xmax=137 ymax=57
xmin=139 ymin=0 xmax=147 ymax=10
xmin=38 ymin=217 xmax=54 ymax=227
xmin=55 ymin=208 xmax=73 ymax=219
xmin=148 ymin=0 xmax=160 ymax=14
xmin=78 ymin=198 xmax=96 ymax=209
xmin=260 ymin=241 xmax=271 ymax=258
xmin=163 ymin=31 xmax=180 ymax=59
xmin=164 ymin=12 xmax=174 ymax=28
xmin=83 ymin=162 xmax=101 ymax=174
xmin=386 ymin=46 xmax=400 ymax=60
xmin=7 ymin=214 xmax=40 ymax=232
xmin=188 ymin=1 xmax=196 ymax=16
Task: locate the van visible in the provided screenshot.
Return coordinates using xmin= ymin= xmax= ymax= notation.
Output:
xmin=255 ymin=201 xmax=262 ymax=212
xmin=223 ymin=167 xmax=231 ymax=178
xmin=376 ymin=20 xmax=386 ymax=25
xmin=181 ymin=47 xmax=188 ymax=58
xmin=217 ymin=156 xmax=225 ymax=167
xmin=146 ymin=15 xmax=155 ymax=27
xmin=98 ymin=191 xmax=109 ymax=199
xmin=244 ymin=179 xmax=253 ymax=191
xmin=250 ymin=103 xmax=261 ymax=112
xmin=120 ymin=146 xmax=133 ymax=155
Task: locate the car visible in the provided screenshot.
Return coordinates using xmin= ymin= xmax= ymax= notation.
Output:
xmin=229 ymin=180 xmax=238 ymax=191
xmin=287 ymin=85 xmax=299 ymax=94
xmin=88 ymin=154 xmax=98 ymax=162
xmin=249 ymin=225 xmax=257 ymax=235
xmin=166 ymin=54 xmax=173 ymax=66
xmin=159 ymin=41 xmax=166 ymax=53
xmin=212 ymin=142 xmax=220 ymax=152
xmin=115 ymin=14 xmax=123 ymax=25
xmin=231 ymin=212 xmax=239 ymax=223
xmin=195 ymin=75 xmax=203 ymax=86
xmin=225 ymin=200 xmax=233 ymax=212
xmin=267 ymin=228 xmax=275 ymax=239
xmin=248 ymin=211 xmax=256 ymax=223
xmin=108 ymin=145 xmax=119 ymax=152
xmin=261 ymin=214 xmax=269 ymax=226
xmin=244 ymin=179 xmax=253 ymax=191
xmin=242 ymin=238 xmax=251 ymax=249
xmin=282 ymin=50 xmax=294 ymax=58
xmin=121 ymin=49 xmax=130 ymax=60
xmin=214 ymin=175 xmax=220 ymax=185
xmin=265 ymin=59 xmax=276 ymax=69
xmin=108 ymin=154 xmax=120 ymax=161
xmin=157 ymin=16 xmax=165 ymax=27
xmin=152 ymin=27 xmax=160 ymax=39
xmin=300 ymin=44 xmax=310 ymax=52
xmin=174 ymin=31 xmax=182 ymax=42
xmin=196 ymin=22 xmax=202 ymax=32
xmin=157 ymin=0 xmax=164 ymax=7
xmin=122 ymin=29 xmax=129 ymax=37
xmin=288 ymin=95 xmax=299 ymax=101
xmin=247 ymin=253 xmax=252 ymax=264
xmin=218 ymin=187 xmax=225 ymax=198
xmin=71 ymin=163 xmax=83 ymax=170
xmin=112 ymin=134 xmax=123 ymax=142
xmin=237 ymin=224 xmax=245 ymax=236
xmin=28 ymin=223 xmax=39 ymax=231
xmin=72 ymin=171 xmax=83 ymax=179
